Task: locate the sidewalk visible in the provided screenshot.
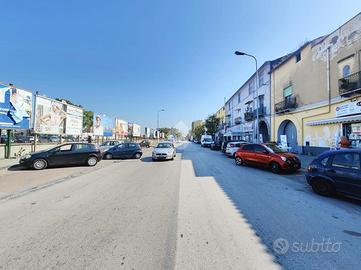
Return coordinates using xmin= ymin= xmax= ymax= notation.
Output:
xmin=0 ymin=158 xmax=19 ymax=170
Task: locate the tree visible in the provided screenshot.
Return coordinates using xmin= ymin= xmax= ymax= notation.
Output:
xmin=205 ymin=115 xmax=220 ymax=135
xmin=159 ymin=127 xmax=182 ymax=139
xmin=193 ymin=124 xmax=205 ymax=140
xmin=83 ymin=110 xmax=93 ymax=132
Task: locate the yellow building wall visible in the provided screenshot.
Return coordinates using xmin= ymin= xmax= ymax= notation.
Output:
xmin=273 ymin=97 xmax=359 ymax=148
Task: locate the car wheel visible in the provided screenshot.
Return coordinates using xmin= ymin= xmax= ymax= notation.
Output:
xmin=134 ymin=153 xmax=142 ymax=159
xmin=235 ymin=156 xmax=243 ymax=166
xmin=105 ymin=153 xmax=113 ymax=160
xmin=311 ymin=178 xmax=335 ymax=197
xmin=87 ymin=156 xmax=98 ymax=166
xmin=270 ymin=162 xmax=281 ymax=173
xmin=33 ymin=159 xmax=47 ymax=170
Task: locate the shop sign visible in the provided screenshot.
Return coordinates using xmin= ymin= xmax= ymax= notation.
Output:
xmin=335 ymin=101 xmax=361 ymax=117
xmin=352 ymin=123 xmax=361 ymax=135
xmin=243 ymin=122 xmax=253 ymax=132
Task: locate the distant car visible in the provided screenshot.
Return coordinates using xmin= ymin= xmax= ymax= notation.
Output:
xmin=103 ymin=143 xmax=142 ymax=160
xmin=225 ymin=141 xmax=248 ymax=157
xmin=152 ymin=142 xmax=176 ymax=161
xmin=234 ymin=143 xmax=301 ymax=173
xmin=49 ymin=135 xmax=60 ymax=143
xmin=139 ymin=140 xmax=151 ymax=148
xmin=99 ymin=140 xmax=122 ymax=152
xmin=19 ymin=143 xmax=101 ymax=170
xmin=210 ymin=141 xmax=222 ymax=151
xmin=305 ymin=149 xmax=361 ymax=199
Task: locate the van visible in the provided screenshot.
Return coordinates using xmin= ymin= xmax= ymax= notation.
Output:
xmin=201 ymin=135 xmax=213 ymax=147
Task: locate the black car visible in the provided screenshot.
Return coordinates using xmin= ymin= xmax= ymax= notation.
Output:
xmin=19 ymin=143 xmax=101 ymax=170
xmin=103 ymin=143 xmax=142 ymax=159
xmin=139 ymin=140 xmax=151 ymax=148
xmin=210 ymin=141 xmax=222 ymax=151
xmin=305 ymin=149 xmax=361 ymax=199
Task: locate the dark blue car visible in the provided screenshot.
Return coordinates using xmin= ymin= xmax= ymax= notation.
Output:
xmin=305 ymin=149 xmax=361 ymax=199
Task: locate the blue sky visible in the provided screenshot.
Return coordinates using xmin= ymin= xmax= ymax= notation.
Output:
xmin=1 ymin=0 xmax=361 ymax=130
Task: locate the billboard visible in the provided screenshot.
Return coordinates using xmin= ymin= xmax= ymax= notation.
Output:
xmin=34 ymin=96 xmax=67 ymax=135
xmin=144 ymin=127 xmax=150 ymax=138
xmin=0 ymin=84 xmax=32 ymax=129
xmin=115 ymin=119 xmax=128 ymax=137
xmin=133 ymin=123 xmax=141 ymax=137
xmin=65 ymin=104 xmax=83 ymax=135
xmin=94 ymin=114 xmax=114 ymax=136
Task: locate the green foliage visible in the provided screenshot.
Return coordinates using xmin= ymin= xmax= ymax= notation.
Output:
xmin=159 ymin=127 xmax=182 ymax=138
xmin=193 ymin=124 xmax=205 ymax=140
xmin=83 ymin=110 xmax=94 ymax=131
xmin=205 ymin=115 xmax=220 ymax=135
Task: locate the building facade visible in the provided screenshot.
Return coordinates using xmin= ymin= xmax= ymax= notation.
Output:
xmin=213 ymin=106 xmax=225 ymax=142
xmin=272 ymin=13 xmax=361 ymax=154
xmin=224 ymin=59 xmax=283 ymax=143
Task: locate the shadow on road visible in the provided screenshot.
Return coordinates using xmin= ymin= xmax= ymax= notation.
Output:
xmin=7 ymin=165 xmax=26 ymax=171
xmin=140 ymin=157 xmax=154 ymax=162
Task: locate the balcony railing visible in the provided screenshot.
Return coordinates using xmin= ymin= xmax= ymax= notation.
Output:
xmin=339 ymin=71 xmax=361 ymax=96
xmin=275 ymin=96 xmax=297 ymax=113
xmin=254 ymin=106 xmax=266 ymax=116
xmin=244 ymin=112 xmax=254 ymax=121
xmin=234 ymin=117 xmax=242 ymax=125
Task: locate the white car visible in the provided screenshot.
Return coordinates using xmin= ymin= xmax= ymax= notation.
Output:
xmin=152 ymin=142 xmax=176 ymax=161
xmin=225 ymin=141 xmax=248 ymax=157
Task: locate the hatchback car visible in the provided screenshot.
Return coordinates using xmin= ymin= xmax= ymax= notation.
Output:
xmin=225 ymin=141 xmax=248 ymax=157
xmin=234 ymin=143 xmax=301 ymax=173
xmin=99 ymin=140 xmax=123 ymax=152
xmin=103 ymin=143 xmax=142 ymax=159
xmin=139 ymin=140 xmax=151 ymax=148
xmin=305 ymin=149 xmax=361 ymax=199
xmin=152 ymin=142 xmax=176 ymax=161
xmin=19 ymin=143 xmax=101 ymax=170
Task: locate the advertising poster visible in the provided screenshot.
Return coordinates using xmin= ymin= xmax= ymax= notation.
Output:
xmin=94 ymin=114 xmax=114 ymax=136
xmin=115 ymin=119 xmax=128 ymax=137
xmin=34 ymin=96 xmax=67 ymax=134
xmin=144 ymin=127 xmax=150 ymax=138
xmin=0 ymin=84 xmax=32 ymax=129
xmin=132 ymin=123 xmax=141 ymax=137
xmin=65 ymin=104 xmax=83 ymax=135
xmin=128 ymin=123 xmax=133 ymax=137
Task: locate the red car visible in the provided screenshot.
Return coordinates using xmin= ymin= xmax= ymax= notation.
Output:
xmin=234 ymin=143 xmax=301 ymax=173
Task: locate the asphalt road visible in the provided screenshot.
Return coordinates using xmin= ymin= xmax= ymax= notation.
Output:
xmin=0 ymin=143 xmax=360 ymax=270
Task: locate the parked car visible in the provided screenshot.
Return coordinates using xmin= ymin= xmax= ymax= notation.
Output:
xmin=152 ymin=142 xmax=176 ymax=161
xmin=210 ymin=141 xmax=222 ymax=151
xmin=234 ymin=143 xmax=301 ymax=173
xmin=305 ymin=149 xmax=361 ymax=199
xmin=103 ymin=143 xmax=142 ymax=160
xmin=139 ymin=140 xmax=151 ymax=148
xmin=49 ymin=135 xmax=60 ymax=143
xmin=221 ymin=140 xmax=238 ymax=153
xmin=99 ymin=140 xmax=122 ymax=153
xmin=201 ymin=135 xmax=213 ymax=147
xmin=19 ymin=143 xmax=101 ymax=170
xmin=225 ymin=141 xmax=248 ymax=157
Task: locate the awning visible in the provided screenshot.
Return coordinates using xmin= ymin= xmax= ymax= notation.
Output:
xmin=306 ymin=114 xmax=361 ymax=126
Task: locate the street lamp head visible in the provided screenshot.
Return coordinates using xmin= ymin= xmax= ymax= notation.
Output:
xmin=235 ymin=51 xmax=246 ymax=56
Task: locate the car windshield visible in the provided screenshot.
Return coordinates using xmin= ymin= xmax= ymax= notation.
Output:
xmin=203 ymin=138 xmax=212 ymax=142
xmin=264 ymin=144 xmax=286 ymax=153
xmin=156 ymin=143 xmax=172 ymax=148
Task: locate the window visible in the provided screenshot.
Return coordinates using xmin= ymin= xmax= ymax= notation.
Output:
xmin=129 ymin=143 xmax=137 ymax=148
xmin=74 ymin=144 xmax=91 ymax=152
xmin=283 ymin=85 xmax=292 ymax=97
xmin=320 ymin=156 xmax=329 ymax=166
xmin=59 ymin=144 xmax=72 ymax=152
xmin=342 ymin=65 xmax=351 ymax=77
xmin=259 ymin=71 xmax=264 ymax=86
xmin=117 ymin=144 xmax=126 ymax=149
xmin=238 ymin=92 xmax=241 ymax=104
xmin=248 ymin=81 xmax=254 ymax=94
xmin=296 ymin=52 xmax=301 ymax=62
xmin=254 ymin=145 xmax=266 ymax=153
xmin=242 ymin=144 xmax=254 ymax=152
xmin=258 ymin=95 xmax=264 ymax=108
xmin=331 ymin=153 xmax=360 ymax=170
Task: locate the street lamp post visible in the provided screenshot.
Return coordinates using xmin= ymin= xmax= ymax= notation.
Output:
xmin=157 ymin=109 xmax=165 ymax=140
xmin=234 ymin=51 xmax=259 ymax=143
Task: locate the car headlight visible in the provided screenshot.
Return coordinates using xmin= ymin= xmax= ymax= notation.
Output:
xmin=281 ymin=156 xmax=287 ymax=162
xmin=23 ymin=154 xmax=32 ymax=159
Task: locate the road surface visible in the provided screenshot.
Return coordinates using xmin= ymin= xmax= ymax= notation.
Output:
xmin=0 ymin=143 xmax=360 ymax=269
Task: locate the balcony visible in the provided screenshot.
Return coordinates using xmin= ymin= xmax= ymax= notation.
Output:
xmin=234 ymin=117 xmax=242 ymax=125
xmin=275 ymin=96 xmax=297 ymax=114
xmin=254 ymin=106 xmax=266 ymax=116
xmin=339 ymin=71 xmax=361 ymax=96
xmin=244 ymin=112 xmax=254 ymax=121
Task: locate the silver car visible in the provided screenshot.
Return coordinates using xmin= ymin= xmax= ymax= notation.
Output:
xmin=99 ymin=140 xmax=122 ymax=153
xmin=152 ymin=142 xmax=176 ymax=161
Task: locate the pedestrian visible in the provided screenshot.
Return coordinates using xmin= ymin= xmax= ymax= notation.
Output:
xmin=339 ymin=136 xmax=350 ymax=148
xmin=87 ymin=135 xmax=92 ymax=143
